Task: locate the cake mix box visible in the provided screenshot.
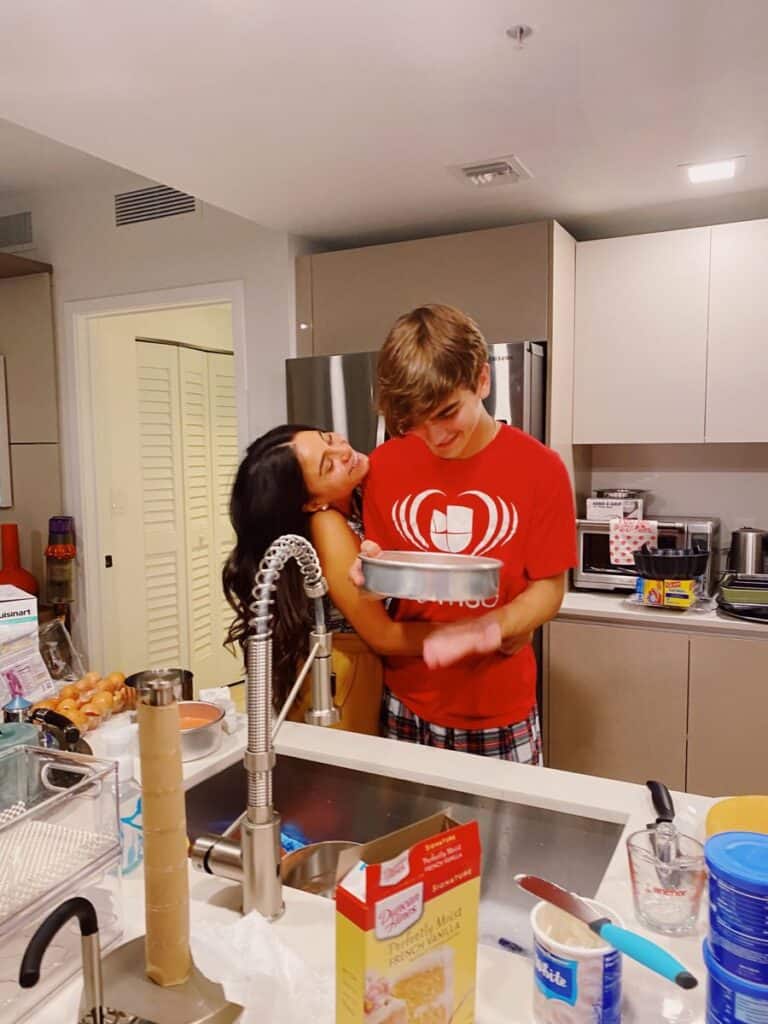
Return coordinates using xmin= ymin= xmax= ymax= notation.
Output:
xmin=335 ymin=810 xmax=481 ymax=1024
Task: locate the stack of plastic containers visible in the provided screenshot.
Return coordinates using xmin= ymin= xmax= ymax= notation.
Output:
xmin=0 ymin=744 xmax=122 ymax=1022
xmin=704 ymin=831 xmax=768 ymax=1022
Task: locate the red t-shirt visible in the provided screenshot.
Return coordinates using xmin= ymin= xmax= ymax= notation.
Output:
xmin=363 ymin=426 xmax=577 ymax=729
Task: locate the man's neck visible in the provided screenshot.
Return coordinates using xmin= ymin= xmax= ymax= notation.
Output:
xmin=460 ymin=411 xmax=500 ymax=459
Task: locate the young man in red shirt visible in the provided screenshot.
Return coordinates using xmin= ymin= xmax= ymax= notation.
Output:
xmin=360 ymin=304 xmax=577 ymax=762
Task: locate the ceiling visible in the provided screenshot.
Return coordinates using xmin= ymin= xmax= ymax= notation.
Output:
xmin=1 ymin=0 xmax=767 ymax=247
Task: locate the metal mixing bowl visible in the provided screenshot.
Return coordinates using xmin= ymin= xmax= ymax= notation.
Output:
xmin=280 ymin=840 xmax=362 ymax=898
xmin=360 ymin=550 xmax=502 ymax=602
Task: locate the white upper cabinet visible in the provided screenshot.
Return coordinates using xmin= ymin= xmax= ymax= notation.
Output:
xmin=574 ymin=228 xmax=710 ymax=443
xmin=706 ymin=219 xmax=768 ymax=442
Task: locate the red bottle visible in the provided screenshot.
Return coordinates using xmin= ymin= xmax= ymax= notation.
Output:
xmin=0 ymin=523 xmax=38 ymax=596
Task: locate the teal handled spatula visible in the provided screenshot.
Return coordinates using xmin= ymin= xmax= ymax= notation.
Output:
xmin=515 ymin=873 xmax=697 ymax=990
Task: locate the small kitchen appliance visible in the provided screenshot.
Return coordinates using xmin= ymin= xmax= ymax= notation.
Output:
xmin=574 ymin=515 xmax=720 ymax=593
xmin=727 ymin=527 xmax=768 ymax=575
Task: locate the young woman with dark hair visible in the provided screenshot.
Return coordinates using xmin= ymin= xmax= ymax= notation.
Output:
xmin=222 ymin=424 xmax=436 ymax=733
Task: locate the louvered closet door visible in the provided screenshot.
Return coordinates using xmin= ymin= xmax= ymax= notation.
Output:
xmin=207 ymin=352 xmax=241 ymax=684
xmin=178 ymin=347 xmax=218 ymax=690
xmin=135 ymin=342 xmax=190 ymax=668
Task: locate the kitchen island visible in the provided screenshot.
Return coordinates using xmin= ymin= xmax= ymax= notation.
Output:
xmin=36 ymin=721 xmax=713 ymax=1023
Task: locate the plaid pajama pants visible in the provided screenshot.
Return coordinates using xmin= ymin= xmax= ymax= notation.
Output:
xmin=380 ymin=687 xmax=543 ymax=764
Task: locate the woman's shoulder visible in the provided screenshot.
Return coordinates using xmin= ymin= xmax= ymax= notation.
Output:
xmin=309 ymin=507 xmax=361 ymax=544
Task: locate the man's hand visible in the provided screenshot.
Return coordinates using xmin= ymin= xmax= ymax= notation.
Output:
xmin=422 ymin=615 xmax=503 ymax=669
xmin=349 ymin=539 xmax=382 ymax=589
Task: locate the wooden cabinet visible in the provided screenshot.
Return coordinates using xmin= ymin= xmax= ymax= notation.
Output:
xmin=687 ymin=635 xmax=768 ymax=796
xmin=547 ymin=620 xmax=689 ymax=788
xmin=706 ymin=219 xmax=768 ymax=442
xmin=0 ymin=270 xmax=61 ymax=585
xmin=573 ymin=228 xmax=710 ymax=444
xmin=547 ymin=619 xmax=768 ymax=794
xmin=0 ymin=273 xmax=58 ymax=443
xmin=296 ymin=222 xmax=550 ymax=356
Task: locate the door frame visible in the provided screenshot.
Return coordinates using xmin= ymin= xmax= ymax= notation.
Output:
xmin=63 ymin=280 xmax=247 ymax=671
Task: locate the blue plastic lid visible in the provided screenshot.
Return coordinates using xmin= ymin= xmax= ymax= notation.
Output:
xmin=703 ymin=940 xmax=768 ymax=997
xmin=705 ymin=832 xmax=768 ymax=895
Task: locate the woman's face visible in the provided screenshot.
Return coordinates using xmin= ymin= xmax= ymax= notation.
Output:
xmin=292 ymin=430 xmax=369 ymax=511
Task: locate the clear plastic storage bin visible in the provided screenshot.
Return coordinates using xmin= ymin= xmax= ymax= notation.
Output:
xmin=0 ymin=745 xmax=123 ymax=1022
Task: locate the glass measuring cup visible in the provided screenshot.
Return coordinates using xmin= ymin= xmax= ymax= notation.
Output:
xmin=626 ymin=828 xmax=706 ymax=936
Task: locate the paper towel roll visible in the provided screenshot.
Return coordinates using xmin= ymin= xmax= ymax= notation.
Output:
xmin=137 ymin=683 xmax=192 ymax=987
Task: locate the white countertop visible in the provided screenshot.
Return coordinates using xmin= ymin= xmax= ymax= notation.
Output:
xmin=560 ymin=588 xmax=768 ymax=638
xmin=36 ymin=721 xmax=714 ymax=1023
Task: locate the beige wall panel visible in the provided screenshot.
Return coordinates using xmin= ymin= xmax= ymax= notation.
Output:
xmin=310 ymin=222 xmax=550 ymax=355
xmin=0 ymin=273 xmax=58 ymax=443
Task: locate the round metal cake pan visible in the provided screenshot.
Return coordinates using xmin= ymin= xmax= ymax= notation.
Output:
xmin=360 ymin=550 xmax=502 ymax=602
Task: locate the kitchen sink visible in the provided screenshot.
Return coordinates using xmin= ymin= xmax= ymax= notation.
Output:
xmin=185 ymin=755 xmax=624 ymax=950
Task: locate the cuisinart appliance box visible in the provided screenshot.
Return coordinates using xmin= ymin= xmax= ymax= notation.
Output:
xmin=0 ymin=585 xmax=38 ymax=641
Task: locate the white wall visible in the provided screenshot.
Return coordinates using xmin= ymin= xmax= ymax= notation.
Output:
xmin=0 ymin=170 xmax=306 ymax=659
xmin=0 ymin=168 xmax=302 ymax=444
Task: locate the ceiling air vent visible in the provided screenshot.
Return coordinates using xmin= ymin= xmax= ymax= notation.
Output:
xmin=0 ymin=211 xmax=33 ymax=251
xmin=454 ymin=155 xmax=533 ymax=187
xmin=114 ymin=185 xmax=196 ymax=227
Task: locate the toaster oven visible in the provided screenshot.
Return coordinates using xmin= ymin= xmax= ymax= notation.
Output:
xmin=573 ymin=516 xmax=721 ymax=594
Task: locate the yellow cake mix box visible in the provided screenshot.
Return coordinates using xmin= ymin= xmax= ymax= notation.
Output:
xmin=663 ymin=578 xmax=696 ymax=609
xmin=335 ymin=810 xmax=481 ymax=1024
xmin=637 ymin=578 xmax=664 ymax=606
xmin=636 ymin=577 xmax=697 ymax=609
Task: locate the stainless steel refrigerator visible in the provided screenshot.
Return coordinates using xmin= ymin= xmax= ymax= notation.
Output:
xmin=285 ymin=341 xmax=546 ymax=451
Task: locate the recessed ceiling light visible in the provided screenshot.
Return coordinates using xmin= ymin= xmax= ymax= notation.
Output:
xmin=450 ymin=155 xmax=533 ymax=188
xmin=685 ymin=157 xmax=744 ymax=184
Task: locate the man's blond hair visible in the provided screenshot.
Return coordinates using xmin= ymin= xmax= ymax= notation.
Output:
xmin=377 ymin=304 xmax=489 ymax=436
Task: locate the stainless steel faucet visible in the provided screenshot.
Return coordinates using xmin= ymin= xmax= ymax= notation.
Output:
xmin=191 ymin=534 xmax=340 ymax=919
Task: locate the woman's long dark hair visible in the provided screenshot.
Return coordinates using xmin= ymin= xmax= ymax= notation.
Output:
xmin=223 ymin=424 xmax=316 ymax=712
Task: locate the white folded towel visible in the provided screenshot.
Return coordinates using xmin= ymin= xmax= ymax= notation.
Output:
xmin=609 ymin=518 xmax=658 ymax=566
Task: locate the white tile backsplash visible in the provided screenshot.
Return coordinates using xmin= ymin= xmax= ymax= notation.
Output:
xmin=585 ymin=443 xmax=768 ymax=557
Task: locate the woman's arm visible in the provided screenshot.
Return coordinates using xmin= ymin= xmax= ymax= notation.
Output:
xmin=310 ymin=510 xmax=433 ymax=656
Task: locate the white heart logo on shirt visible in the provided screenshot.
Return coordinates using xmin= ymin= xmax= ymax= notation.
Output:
xmin=430 ymin=505 xmax=473 ymax=553
xmin=391 ymin=490 xmax=518 ymax=556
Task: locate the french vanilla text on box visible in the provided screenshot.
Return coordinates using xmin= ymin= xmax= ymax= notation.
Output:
xmin=335 ymin=814 xmax=481 ymax=1024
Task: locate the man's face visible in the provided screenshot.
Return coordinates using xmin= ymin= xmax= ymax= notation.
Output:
xmin=409 ymin=364 xmax=491 ymax=459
